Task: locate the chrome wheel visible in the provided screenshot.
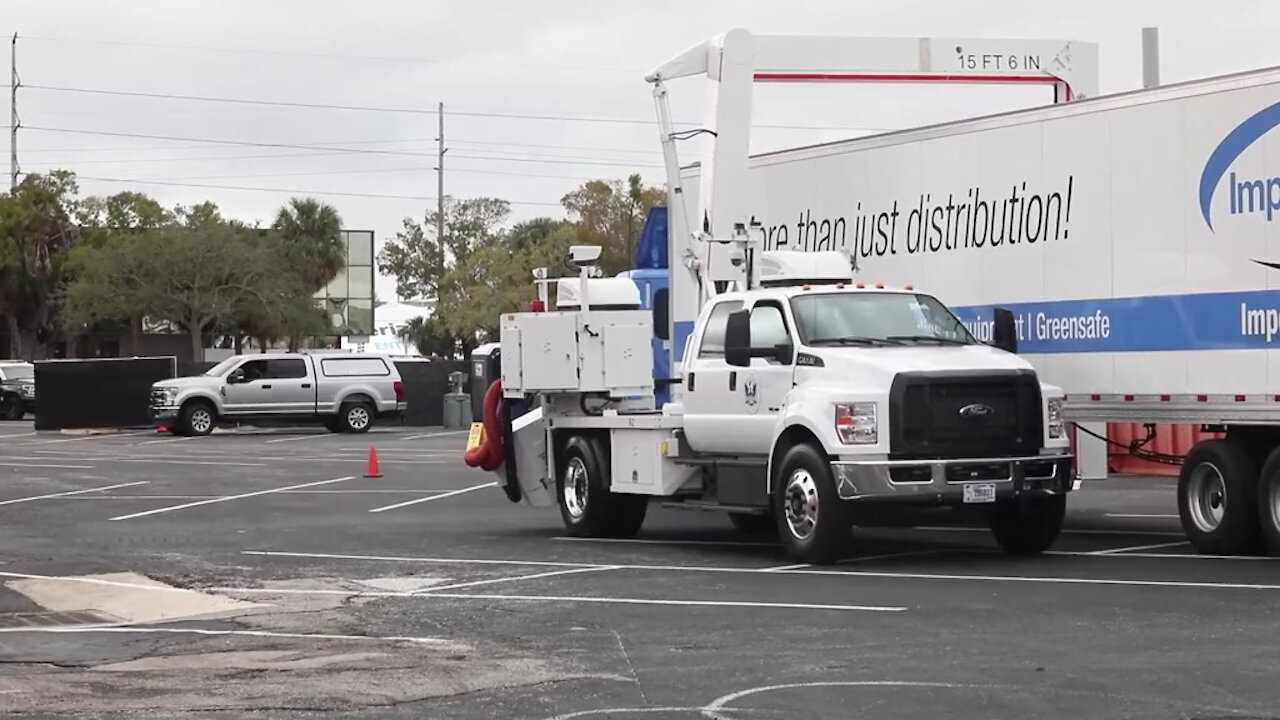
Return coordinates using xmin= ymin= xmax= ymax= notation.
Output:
xmin=189 ymin=408 xmax=213 ymax=435
xmin=783 ymin=468 xmax=820 ymax=541
xmin=1186 ymin=462 xmax=1227 ymax=533
xmin=347 ymin=405 xmax=371 ymax=431
xmin=563 ymin=456 xmax=589 ymax=521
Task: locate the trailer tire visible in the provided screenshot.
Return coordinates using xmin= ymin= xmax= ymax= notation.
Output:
xmin=987 ymin=495 xmax=1066 ymax=555
xmin=1254 ymin=448 xmax=1280 ymax=555
xmin=556 ymin=434 xmax=647 ymax=539
xmin=1177 ymin=439 xmax=1261 ymax=555
xmin=774 ymin=443 xmax=848 ymax=565
xmin=728 ymin=511 xmax=777 ymax=536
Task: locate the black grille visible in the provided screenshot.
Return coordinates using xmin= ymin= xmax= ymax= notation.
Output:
xmin=889 ymin=370 xmax=1042 ymax=459
xmin=149 ymin=388 xmax=168 ymax=407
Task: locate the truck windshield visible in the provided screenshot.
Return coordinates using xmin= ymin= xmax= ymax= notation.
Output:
xmin=203 ymin=357 xmax=241 ymax=377
xmin=789 ymin=291 xmax=976 ymax=346
xmin=1 ymin=365 xmax=33 ymax=380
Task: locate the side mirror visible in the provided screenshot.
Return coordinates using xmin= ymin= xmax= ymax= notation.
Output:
xmin=774 ymin=342 xmax=795 ymax=365
xmin=652 ymin=288 xmax=670 ymax=341
xmin=724 ymin=310 xmax=751 ymax=367
xmin=992 ymin=307 xmax=1018 ymax=354
xmin=227 ymin=368 xmax=246 ymax=384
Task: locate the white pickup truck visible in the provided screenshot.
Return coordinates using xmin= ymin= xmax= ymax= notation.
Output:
xmin=470 ymin=252 xmax=1073 ymax=565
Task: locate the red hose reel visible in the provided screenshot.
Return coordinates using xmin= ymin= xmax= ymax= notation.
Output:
xmin=463 ymin=380 xmax=505 ymax=472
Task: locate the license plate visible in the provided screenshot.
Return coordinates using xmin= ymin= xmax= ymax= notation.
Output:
xmin=962 ymin=483 xmax=996 ymax=504
xmin=466 ymin=422 xmax=485 ymax=452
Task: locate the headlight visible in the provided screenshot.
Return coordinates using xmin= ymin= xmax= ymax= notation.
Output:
xmin=156 ymin=387 xmax=179 ymax=404
xmin=1047 ymin=397 xmax=1064 ymax=439
xmin=835 ymin=402 xmax=878 ymax=444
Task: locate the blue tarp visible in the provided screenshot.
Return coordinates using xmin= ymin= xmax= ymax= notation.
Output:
xmin=633 ymin=206 xmax=668 ymax=270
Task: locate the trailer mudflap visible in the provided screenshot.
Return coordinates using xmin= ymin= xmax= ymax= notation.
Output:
xmin=510 ymin=406 xmax=555 ymax=507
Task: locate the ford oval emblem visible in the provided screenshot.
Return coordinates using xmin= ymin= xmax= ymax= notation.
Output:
xmin=958 ymin=403 xmax=994 ymax=419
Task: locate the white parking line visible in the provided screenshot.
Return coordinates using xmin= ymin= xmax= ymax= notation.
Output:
xmin=1048 ymin=551 xmax=1280 ymax=561
xmin=401 ymin=430 xmax=468 ymax=441
xmin=416 ymin=566 xmax=619 ymax=593
xmin=242 ymin=549 xmax=1280 ymax=591
xmin=912 ymin=525 xmax=1187 ymax=538
xmin=0 ymin=481 xmax=148 ymax=506
xmin=1105 ymin=513 xmax=1180 ymax=519
xmin=109 ymin=476 xmax=356 ymax=521
xmin=367 ymin=482 xmax=497 ymax=513
xmin=0 ymin=462 xmax=94 ymax=469
xmin=0 ymin=431 xmax=37 ymax=439
xmin=134 ymin=436 xmax=198 ymax=446
xmin=552 ymin=536 xmax=778 ymax=548
xmin=33 ymin=431 xmax=151 ymax=445
xmin=1088 ymin=540 xmax=1192 ymax=555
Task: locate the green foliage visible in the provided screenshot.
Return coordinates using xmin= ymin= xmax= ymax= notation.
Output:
xmin=398 ymin=315 xmax=458 ymax=358
xmin=560 ymin=173 xmax=665 ymax=275
xmin=377 ymin=197 xmax=511 ymax=300
xmin=272 ymin=197 xmax=345 ymax=292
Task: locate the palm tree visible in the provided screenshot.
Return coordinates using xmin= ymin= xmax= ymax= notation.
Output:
xmin=272 ymin=198 xmax=345 ymax=293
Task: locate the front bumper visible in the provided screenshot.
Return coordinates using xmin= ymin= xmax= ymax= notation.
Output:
xmin=831 ymin=453 xmax=1075 ymax=503
xmin=150 ymin=405 xmax=179 ymax=423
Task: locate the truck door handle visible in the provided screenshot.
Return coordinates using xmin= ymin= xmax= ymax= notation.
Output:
xmin=729 ymin=372 xmax=737 ymax=391
xmin=301 ymin=383 xmax=311 ymax=388
xmin=261 ymin=384 xmax=272 ymax=389
xmin=687 ymin=372 xmax=695 ymax=391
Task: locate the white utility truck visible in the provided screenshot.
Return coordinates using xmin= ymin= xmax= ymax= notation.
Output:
xmin=656 ymin=31 xmax=1280 ymax=557
xmin=466 ymin=31 xmax=1088 ymax=564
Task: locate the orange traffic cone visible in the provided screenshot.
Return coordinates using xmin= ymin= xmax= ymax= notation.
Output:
xmin=364 ymin=446 xmax=382 ymax=478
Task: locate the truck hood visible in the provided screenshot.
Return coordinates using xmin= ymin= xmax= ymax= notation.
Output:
xmin=153 ymin=375 xmax=221 ymax=390
xmin=806 ymin=343 xmax=1033 ymax=383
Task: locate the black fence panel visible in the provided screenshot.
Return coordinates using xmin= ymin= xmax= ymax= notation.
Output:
xmin=34 ymin=356 xmax=177 ymax=430
xmin=394 ymin=360 xmax=468 ymax=426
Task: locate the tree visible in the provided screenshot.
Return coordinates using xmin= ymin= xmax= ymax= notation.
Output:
xmin=398 ymin=315 xmax=458 ymax=358
xmin=377 ymin=197 xmax=511 ymax=301
xmin=0 ymin=171 xmax=82 ymax=359
xmin=560 ymin=175 xmax=664 ymax=275
xmin=62 ymin=222 xmax=290 ymax=362
xmin=272 ymin=197 xmax=345 ymax=293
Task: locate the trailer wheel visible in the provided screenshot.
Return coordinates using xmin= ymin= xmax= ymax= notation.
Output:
xmin=1178 ymin=439 xmax=1261 ymax=555
xmin=556 ymin=434 xmax=647 ymax=539
xmin=728 ymin=511 xmax=777 ymax=536
xmin=773 ymin=443 xmax=848 ymax=565
xmin=987 ymin=495 xmax=1066 ymax=555
xmin=1254 ymin=448 xmax=1280 ymax=555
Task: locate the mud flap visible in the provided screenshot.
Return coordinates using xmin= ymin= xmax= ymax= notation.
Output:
xmin=510 ymin=406 xmax=554 ymax=507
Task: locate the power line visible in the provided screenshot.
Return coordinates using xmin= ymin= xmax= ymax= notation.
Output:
xmin=16 ymin=34 xmax=641 ymax=73
xmin=22 ymin=84 xmax=895 ymax=132
xmin=17 ymin=135 xmax=660 ymax=158
xmin=22 ymin=126 xmax=662 ymax=167
xmin=70 ymin=174 xmax=566 ymax=206
xmin=66 ymin=163 xmax=649 ymax=183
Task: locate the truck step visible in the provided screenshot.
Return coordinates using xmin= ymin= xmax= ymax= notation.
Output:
xmin=660 ymin=500 xmax=769 ymax=515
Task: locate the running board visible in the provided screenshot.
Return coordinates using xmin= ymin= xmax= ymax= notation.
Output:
xmin=660 ymin=500 xmax=769 ymax=515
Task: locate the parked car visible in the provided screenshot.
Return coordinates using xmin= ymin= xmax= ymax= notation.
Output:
xmin=0 ymin=361 xmax=35 ymax=421
xmin=149 ymin=352 xmax=406 ymax=437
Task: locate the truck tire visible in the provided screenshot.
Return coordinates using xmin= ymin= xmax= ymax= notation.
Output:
xmin=1254 ymin=448 xmax=1280 ymax=555
xmin=987 ymin=495 xmax=1066 ymax=555
xmin=178 ymin=400 xmax=216 ymax=437
xmin=728 ymin=511 xmax=777 ymax=536
xmin=338 ymin=400 xmax=374 ymax=433
xmin=556 ymin=434 xmax=647 ymax=539
xmin=773 ymin=443 xmax=848 ymax=565
xmin=1 ymin=395 xmax=23 ymax=421
xmin=1177 ymin=439 xmax=1261 ymax=555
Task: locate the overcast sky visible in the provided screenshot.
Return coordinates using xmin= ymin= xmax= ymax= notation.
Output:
xmin=7 ymin=0 xmax=1280 ymax=302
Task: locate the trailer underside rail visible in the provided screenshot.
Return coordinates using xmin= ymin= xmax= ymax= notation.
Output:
xmin=1066 ymin=394 xmax=1280 ymax=424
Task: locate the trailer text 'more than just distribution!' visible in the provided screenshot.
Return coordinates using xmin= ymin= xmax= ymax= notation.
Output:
xmin=752 ymin=175 xmax=1075 ymax=259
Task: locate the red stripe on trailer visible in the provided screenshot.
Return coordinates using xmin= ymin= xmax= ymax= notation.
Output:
xmin=1236 ymin=395 xmax=1247 ymax=402
xmin=1090 ymin=394 xmax=1101 ymax=401
xmin=753 ymin=72 xmax=1060 ymax=84
xmin=1197 ymin=395 xmax=1208 ymax=402
xmin=1124 ymin=395 xmax=1135 ymax=401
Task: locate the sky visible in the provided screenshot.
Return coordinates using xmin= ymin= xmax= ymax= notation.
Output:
xmin=6 ymin=0 xmax=1280 ymax=304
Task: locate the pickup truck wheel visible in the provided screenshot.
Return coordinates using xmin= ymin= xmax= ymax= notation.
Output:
xmin=557 ymin=434 xmax=647 ymax=539
xmin=728 ymin=511 xmax=777 ymax=536
xmin=178 ymin=401 xmax=216 ymax=437
xmin=774 ymin=443 xmax=848 ymax=565
xmin=1177 ymin=439 xmax=1261 ymax=555
xmin=987 ymin=495 xmax=1066 ymax=555
xmin=1 ymin=396 xmax=23 ymax=421
xmin=339 ymin=401 xmax=374 ymax=433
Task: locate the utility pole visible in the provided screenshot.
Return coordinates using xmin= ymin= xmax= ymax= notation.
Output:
xmin=435 ymin=101 xmax=447 ymax=278
xmin=10 ymin=32 xmax=19 ymax=190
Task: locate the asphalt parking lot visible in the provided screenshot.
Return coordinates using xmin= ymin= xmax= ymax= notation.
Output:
xmin=0 ymin=421 xmax=1277 ymax=719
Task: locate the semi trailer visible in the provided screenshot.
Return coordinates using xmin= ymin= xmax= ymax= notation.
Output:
xmin=655 ymin=32 xmax=1280 ymax=556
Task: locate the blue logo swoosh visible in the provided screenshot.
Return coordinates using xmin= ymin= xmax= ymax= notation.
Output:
xmin=1199 ymin=100 xmax=1280 ymax=231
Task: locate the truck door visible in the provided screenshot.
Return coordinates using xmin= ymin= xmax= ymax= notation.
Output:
xmin=736 ymin=300 xmax=796 ymax=454
xmin=681 ymin=299 xmax=744 ymax=453
xmin=222 ymin=359 xmax=272 ymax=415
xmin=266 ymin=358 xmax=314 ymax=414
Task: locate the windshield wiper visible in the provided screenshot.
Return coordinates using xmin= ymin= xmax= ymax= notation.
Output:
xmin=808 ymin=335 xmax=905 ymax=346
xmin=885 ymin=335 xmax=971 ymax=345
